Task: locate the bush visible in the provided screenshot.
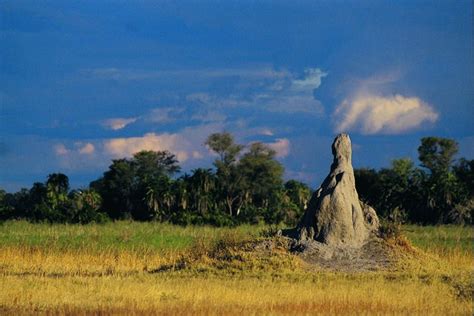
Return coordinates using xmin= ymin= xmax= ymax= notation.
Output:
xmin=379 ymin=207 xmax=406 ymax=239
xmin=448 ymin=199 xmax=474 ymax=225
xmin=237 ymin=206 xmax=264 ymax=225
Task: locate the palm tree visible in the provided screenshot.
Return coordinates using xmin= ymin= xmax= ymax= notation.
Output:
xmin=144 ymin=186 xmax=160 ymax=219
xmin=46 ymin=173 xmax=69 ymax=209
xmin=189 ymin=168 xmax=215 ymax=215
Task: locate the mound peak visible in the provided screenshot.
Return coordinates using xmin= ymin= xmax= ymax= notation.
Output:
xmin=296 ymin=133 xmax=379 ymax=247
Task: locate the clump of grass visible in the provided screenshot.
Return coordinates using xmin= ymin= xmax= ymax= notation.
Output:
xmin=378 ymin=210 xmax=421 ymax=258
xmin=379 ymin=219 xmax=402 ymax=240
xmin=379 ymin=208 xmax=407 ymax=241
xmin=152 ymin=233 xmax=301 ymax=275
xmin=259 ymin=225 xmax=282 ymax=238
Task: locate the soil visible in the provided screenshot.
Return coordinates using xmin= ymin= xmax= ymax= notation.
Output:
xmin=257 ymin=234 xmax=402 ymax=272
xmin=290 ymin=236 xmax=397 ymax=272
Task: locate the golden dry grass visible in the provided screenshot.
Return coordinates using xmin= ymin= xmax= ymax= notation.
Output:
xmin=1 ymin=273 xmax=469 ymax=315
xmin=0 ymin=221 xmax=472 ymax=315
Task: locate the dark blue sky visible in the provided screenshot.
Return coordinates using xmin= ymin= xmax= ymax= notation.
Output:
xmin=1 ymin=1 xmax=473 ymax=191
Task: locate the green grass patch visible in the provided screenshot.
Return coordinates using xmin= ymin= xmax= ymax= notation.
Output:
xmin=403 ymin=224 xmax=474 ymax=253
xmin=0 ymin=220 xmax=265 ymax=253
xmin=1 ymin=221 xmax=472 ymax=258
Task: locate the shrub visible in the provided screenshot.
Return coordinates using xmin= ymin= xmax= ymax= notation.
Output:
xmin=379 ymin=207 xmax=406 ymax=239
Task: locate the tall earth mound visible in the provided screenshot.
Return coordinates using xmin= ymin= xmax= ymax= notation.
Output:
xmin=297 ymin=133 xmax=379 ymax=247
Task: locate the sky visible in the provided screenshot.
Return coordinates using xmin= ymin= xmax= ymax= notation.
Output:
xmin=1 ymin=0 xmax=473 ymax=192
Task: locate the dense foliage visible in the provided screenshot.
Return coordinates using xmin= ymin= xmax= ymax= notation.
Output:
xmin=1 ymin=134 xmax=472 ymax=225
xmin=355 ymin=137 xmax=473 ymax=225
xmin=0 ymin=133 xmax=310 ymax=226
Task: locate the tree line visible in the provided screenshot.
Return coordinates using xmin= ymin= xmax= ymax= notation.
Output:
xmin=355 ymin=137 xmax=473 ymax=225
xmin=1 ymin=134 xmax=472 ymax=226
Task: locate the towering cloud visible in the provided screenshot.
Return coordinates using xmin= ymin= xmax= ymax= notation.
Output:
xmin=334 ymin=94 xmax=438 ymax=134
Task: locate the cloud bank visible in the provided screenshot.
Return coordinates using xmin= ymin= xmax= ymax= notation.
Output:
xmin=334 ymin=94 xmax=438 ymax=134
xmin=104 ymin=132 xmax=191 ymax=162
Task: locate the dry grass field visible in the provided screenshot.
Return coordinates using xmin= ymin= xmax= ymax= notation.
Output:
xmin=0 ymin=221 xmax=472 ymax=315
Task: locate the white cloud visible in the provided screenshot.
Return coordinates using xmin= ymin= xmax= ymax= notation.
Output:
xmin=102 ymin=123 xmax=226 ymax=163
xmin=102 ymin=117 xmax=137 ymax=130
xmin=82 ymin=66 xmax=290 ymax=82
xmin=53 ymin=141 xmax=104 ymax=171
xmin=290 ymin=68 xmax=327 ymax=92
xmin=55 ymin=142 xmax=96 ymax=156
xmin=78 ymin=143 xmax=95 ymax=155
xmin=54 ymin=144 xmax=69 ymax=156
xmin=184 ymin=67 xmax=327 ymax=116
xmin=334 ymin=94 xmax=438 ymax=134
xmin=104 ymin=132 xmax=190 ymax=162
xmin=47 ymin=121 xmax=230 ymax=172
xmin=267 ymin=138 xmax=290 ymax=158
xmin=253 ymin=67 xmax=327 ymax=114
xmin=259 ymin=128 xmax=274 ymax=136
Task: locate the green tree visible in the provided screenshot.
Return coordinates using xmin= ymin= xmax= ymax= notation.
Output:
xmin=355 ymin=168 xmax=383 ymax=208
xmin=140 ymin=175 xmax=173 ymax=221
xmin=188 ymin=168 xmax=216 ymax=216
xmin=91 ymin=150 xmax=180 ymax=221
xmin=205 ymin=132 xmax=243 ymax=166
xmin=69 ymin=189 xmax=106 ymax=223
xmin=29 ymin=182 xmax=49 ymax=221
xmin=130 ymin=151 xmax=180 ymax=221
xmin=38 ymin=173 xmax=71 ymax=222
xmin=418 ymin=137 xmax=458 ymax=176
xmin=91 ymin=159 xmax=135 ymax=219
xmin=172 ymin=176 xmax=189 ymax=212
xmin=206 ymin=132 xmax=244 ymax=216
xmin=238 ymin=142 xmax=285 ymax=223
xmin=0 ymin=189 xmax=14 ymax=220
xmin=46 ymin=173 xmax=70 ymax=210
xmin=418 ymin=137 xmax=462 ymax=223
xmin=453 ymin=158 xmax=474 ymax=197
xmin=239 ymin=143 xmax=284 ymax=208
xmin=133 ymin=150 xmax=181 ymax=179
xmin=450 ymin=158 xmax=474 ymax=224
xmin=283 ymin=180 xmax=311 ymax=225
xmin=378 ymin=158 xmax=415 ymax=219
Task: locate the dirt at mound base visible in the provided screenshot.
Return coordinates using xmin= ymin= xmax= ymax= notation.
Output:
xmin=151 ymin=233 xmax=416 ymax=274
xmin=289 ymin=236 xmax=399 ymax=272
xmin=258 ymin=233 xmax=415 ymax=272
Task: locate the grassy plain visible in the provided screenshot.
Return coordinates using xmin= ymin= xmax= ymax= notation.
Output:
xmin=0 ymin=221 xmax=472 ymax=314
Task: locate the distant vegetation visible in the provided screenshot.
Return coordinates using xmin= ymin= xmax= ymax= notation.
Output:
xmin=1 ymin=134 xmax=472 ymax=225
xmin=355 ymin=137 xmax=473 ymax=225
